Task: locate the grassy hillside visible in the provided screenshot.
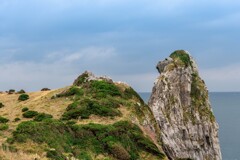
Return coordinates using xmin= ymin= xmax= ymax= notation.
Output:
xmin=0 ymin=72 xmax=166 ymax=160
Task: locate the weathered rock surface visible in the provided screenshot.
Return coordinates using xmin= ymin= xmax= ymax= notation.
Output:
xmin=149 ymin=50 xmax=222 ymax=160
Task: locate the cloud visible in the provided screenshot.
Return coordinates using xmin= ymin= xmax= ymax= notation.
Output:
xmin=0 ymin=46 xmax=119 ymax=92
xmin=45 ymin=46 xmax=118 ymax=66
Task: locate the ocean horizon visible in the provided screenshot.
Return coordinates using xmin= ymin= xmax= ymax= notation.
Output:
xmin=139 ymin=92 xmax=240 ymax=160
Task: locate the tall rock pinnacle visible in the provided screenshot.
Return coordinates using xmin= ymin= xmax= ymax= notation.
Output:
xmin=148 ymin=50 xmax=222 ymax=160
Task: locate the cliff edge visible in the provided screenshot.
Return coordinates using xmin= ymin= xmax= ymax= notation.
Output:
xmin=148 ymin=50 xmax=222 ymax=160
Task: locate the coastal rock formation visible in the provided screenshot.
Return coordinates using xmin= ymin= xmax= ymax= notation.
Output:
xmin=149 ymin=50 xmax=222 ymax=160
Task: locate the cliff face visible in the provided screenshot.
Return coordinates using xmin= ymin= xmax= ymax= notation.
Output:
xmin=148 ymin=50 xmax=222 ymax=160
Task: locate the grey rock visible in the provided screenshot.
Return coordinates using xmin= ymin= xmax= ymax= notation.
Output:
xmin=149 ymin=50 xmax=222 ymax=160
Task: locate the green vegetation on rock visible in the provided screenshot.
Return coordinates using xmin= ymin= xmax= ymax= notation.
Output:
xmin=190 ymin=73 xmax=215 ymax=122
xmin=170 ymin=50 xmax=192 ymax=67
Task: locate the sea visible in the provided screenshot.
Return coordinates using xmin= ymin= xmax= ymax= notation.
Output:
xmin=139 ymin=92 xmax=240 ymax=160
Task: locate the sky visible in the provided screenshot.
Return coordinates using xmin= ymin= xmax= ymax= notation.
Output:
xmin=0 ymin=0 xmax=240 ymax=92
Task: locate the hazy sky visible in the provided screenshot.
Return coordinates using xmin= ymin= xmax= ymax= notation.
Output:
xmin=0 ymin=0 xmax=240 ymax=92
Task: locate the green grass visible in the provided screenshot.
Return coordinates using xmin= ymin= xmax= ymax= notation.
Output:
xmin=10 ymin=120 xmax=165 ymax=160
xmin=190 ymin=73 xmax=215 ymax=122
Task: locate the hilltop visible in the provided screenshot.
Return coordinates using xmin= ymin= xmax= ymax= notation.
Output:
xmin=0 ymin=71 xmax=166 ymax=160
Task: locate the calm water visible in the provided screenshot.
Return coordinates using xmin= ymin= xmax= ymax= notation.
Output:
xmin=139 ymin=92 xmax=240 ymax=160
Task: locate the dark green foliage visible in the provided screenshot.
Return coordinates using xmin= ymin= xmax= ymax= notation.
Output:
xmin=76 ymin=151 xmax=92 ymax=160
xmin=8 ymin=89 xmax=15 ymax=94
xmin=73 ymin=72 xmax=89 ymax=86
xmin=10 ymin=120 xmax=165 ymax=159
xmin=17 ymin=89 xmax=26 ymax=94
xmin=14 ymin=118 xmax=21 ymax=122
xmin=22 ymin=107 xmax=29 ymax=112
xmin=124 ymin=87 xmax=144 ymax=104
xmin=22 ymin=110 xmax=39 ymax=118
xmin=41 ymin=88 xmax=51 ymax=91
xmin=0 ymin=124 xmax=9 ymax=130
xmin=34 ymin=113 xmax=53 ymax=121
xmin=18 ymin=94 xmax=29 ymax=101
xmin=56 ymin=86 xmax=84 ymax=98
xmin=62 ymin=98 xmax=121 ymax=120
xmin=90 ymin=80 xmax=121 ymax=98
xmin=46 ymin=150 xmax=66 ymax=160
xmin=170 ymin=50 xmax=191 ymax=67
xmin=0 ymin=116 xmax=9 ymax=123
xmin=0 ymin=102 xmax=4 ymax=108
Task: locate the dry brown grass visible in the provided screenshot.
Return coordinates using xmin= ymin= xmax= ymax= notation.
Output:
xmin=0 ymin=87 xmax=72 ymax=144
xmin=0 ymin=147 xmax=47 ymax=160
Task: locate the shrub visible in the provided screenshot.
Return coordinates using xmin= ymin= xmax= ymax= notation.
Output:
xmin=18 ymin=94 xmax=30 ymax=101
xmin=22 ymin=110 xmax=39 ymax=118
xmin=0 ymin=102 xmax=4 ymax=108
xmin=0 ymin=124 xmax=9 ymax=130
xmin=46 ymin=150 xmax=66 ymax=160
xmin=123 ymin=87 xmax=144 ymax=104
xmin=8 ymin=89 xmax=15 ymax=94
xmin=17 ymin=89 xmax=26 ymax=94
xmin=14 ymin=118 xmax=21 ymax=122
xmin=76 ymin=151 xmax=92 ymax=160
xmin=90 ymin=80 xmax=121 ymax=98
xmin=56 ymin=86 xmax=84 ymax=98
xmin=73 ymin=72 xmax=89 ymax=86
xmin=34 ymin=113 xmax=53 ymax=121
xmin=41 ymin=88 xmax=51 ymax=91
xmin=109 ymin=143 xmax=130 ymax=160
xmin=0 ymin=116 xmax=9 ymax=123
xmin=22 ymin=107 xmax=29 ymax=112
xmin=61 ymin=98 xmax=121 ymax=120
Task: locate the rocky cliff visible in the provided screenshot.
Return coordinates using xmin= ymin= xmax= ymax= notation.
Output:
xmin=148 ymin=50 xmax=222 ymax=160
